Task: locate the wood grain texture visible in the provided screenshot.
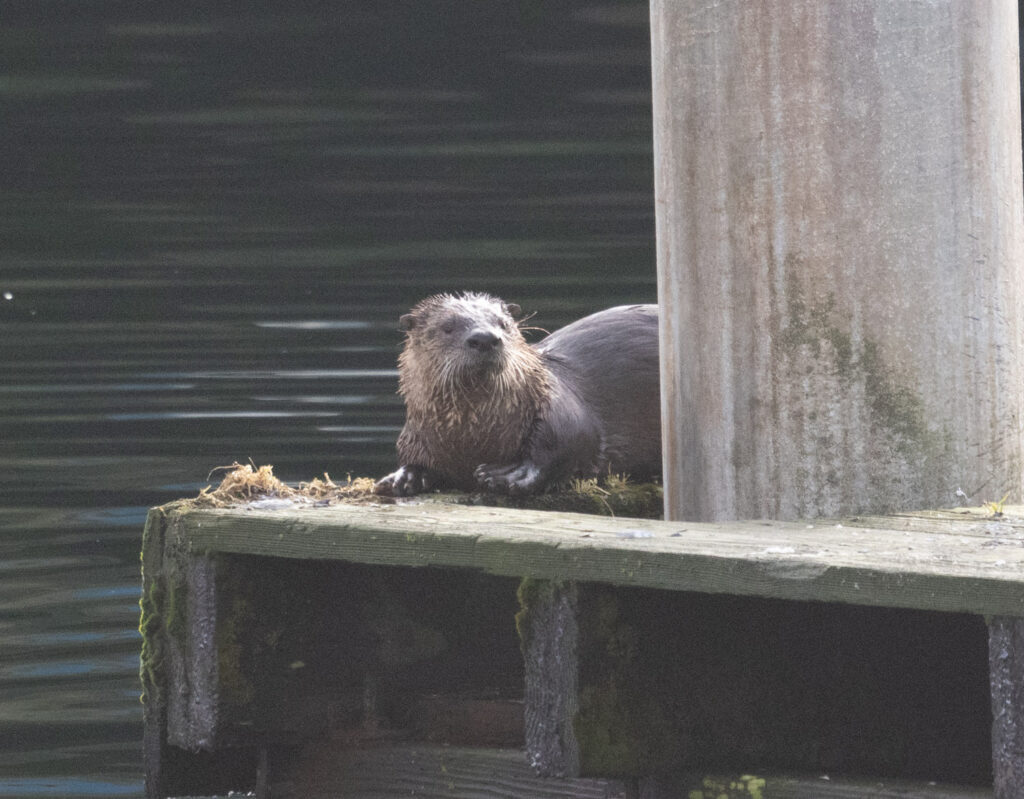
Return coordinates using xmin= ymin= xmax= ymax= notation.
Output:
xmin=521 ymin=580 xmax=580 ymax=777
xmin=662 ymin=772 xmax=991 ymax=798
xmin=652 ymin=1 xmax=1024 ymax=522
xmin=989 ymin=616 xmax=1024 ymax=799
xmin=140 ymin=507 xmax=168 ymax=799
xmin=164 ymin=554 xmax=219 ymax=750
xmin=283 ymin=746 xmax=992 ymax=799
xmin=175 ymin=502 xmax=1024 ymax=617
xmin=289 ymin=744 xmax=627 ymax=799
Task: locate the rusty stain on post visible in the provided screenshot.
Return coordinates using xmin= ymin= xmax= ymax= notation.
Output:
xmin=651 ymin=1 xmax=1024 ymax=521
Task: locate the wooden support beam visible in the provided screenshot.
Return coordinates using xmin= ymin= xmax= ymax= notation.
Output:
xmin=989 ymin=617 xmax=1024 ymax=797
xmin=278 ymin=745 xmax=993 ymax=799
xmin=521 ymin=580 xmax=990 ymax=783
xmin=142 ymin=500 xmax=1021 ymax=795
xmin=652 ymin=0 xmax=1024 ymax=522
xmin=141 ymin=510 xmax=259 ymax=798
xmin=287 ymin=744 xmax=627 ymax=799
xmin=175 ymin=502 xmax=1024 ymax=617
xmin=520 ymin=580 xmax=579 ymax=778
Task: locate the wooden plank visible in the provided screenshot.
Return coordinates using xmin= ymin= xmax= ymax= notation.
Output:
xmin=175 ymin=502 xmax=1024 ymax=617
xmin=140 ymin=505 xmax=168 ymax=799
xmin=165 ymin=554 xmax=219 ymax=750
xmin=843 ymin=507 xmax=1024 ymax=539
xmin=286 ymin=744 xmax=628 ymax=799
xmin=521 ymin=580 xmax=580 ymax=778
xmin=989 ymin=616 xmax=1024 ymax=799
xmin=141 ymin=510 xmax=260 ymax=799
xmin=657 ymin=772 xmax=990 ymax=798
xmin=276 ymin=745 xmax=992 ymax=799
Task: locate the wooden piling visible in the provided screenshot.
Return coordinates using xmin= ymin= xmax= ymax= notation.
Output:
xmin=651 ymin=0 xmax=1024 ymax=522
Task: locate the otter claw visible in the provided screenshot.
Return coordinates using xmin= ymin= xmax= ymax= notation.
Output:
xmin=374 ymin=465 xmax=433 ymax=497
xmin=475 ymin=462 xmax=543 ymax=495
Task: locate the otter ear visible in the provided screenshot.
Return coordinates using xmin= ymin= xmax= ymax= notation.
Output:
xmin=398 ymin=313 xmax=416 ymax=332
xmin=505 ymin=302 xmax=522 ymax=318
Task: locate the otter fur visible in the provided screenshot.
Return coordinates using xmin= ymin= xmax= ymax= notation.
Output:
xmin=374 ymin=292 xmax=660 ymax=496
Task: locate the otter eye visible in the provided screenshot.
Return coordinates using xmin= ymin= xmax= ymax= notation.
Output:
xmin=442 ymin=322 xmax=455 ymax=335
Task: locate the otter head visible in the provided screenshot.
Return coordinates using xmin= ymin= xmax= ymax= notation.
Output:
xmin=398 ymin=292 xmax=526 ymax=391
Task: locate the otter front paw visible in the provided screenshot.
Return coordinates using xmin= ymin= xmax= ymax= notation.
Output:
xmin=474 ymin=461 xmax=545 ymax=496
xmin=374 ymin=465 xmax=435 ymax=497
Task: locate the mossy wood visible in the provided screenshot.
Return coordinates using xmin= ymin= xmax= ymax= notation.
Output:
xmin=652 ymin=0 xmax=1024 ymax=523
xmin=143 ymin=500 xmax=1023 ymax=796
xmin=178 ymin=502 xmax=1024 ymax=617
xmin=142 ymin=503 xmax=526 ymax=797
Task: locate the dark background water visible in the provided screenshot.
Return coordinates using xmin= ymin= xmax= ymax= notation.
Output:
xmin=0 ymin=3 xmax=655 ymax=796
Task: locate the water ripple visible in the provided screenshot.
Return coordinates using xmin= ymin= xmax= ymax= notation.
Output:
xmin=0 ymin=778 xmax=141 ymax=797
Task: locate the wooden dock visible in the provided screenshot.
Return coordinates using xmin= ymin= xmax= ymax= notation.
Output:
xmin=140 ymin=498 xmax=1024 ymax=798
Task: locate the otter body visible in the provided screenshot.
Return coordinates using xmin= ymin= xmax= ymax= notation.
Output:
xmin=375 ymin=292 xmax=660 ymax=496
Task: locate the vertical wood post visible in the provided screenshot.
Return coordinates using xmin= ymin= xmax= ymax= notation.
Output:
xmin=521 ymin=580 xmax=580 ymax=778
xmin=651 ymin=1 xmax=1024 ymax=522
xmin=990 ymin=616 xmax=1024 ymax=795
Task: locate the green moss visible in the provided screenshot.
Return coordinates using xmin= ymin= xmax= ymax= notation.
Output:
xmin=461 ymin=478 xmax=663 ymax=519
xmin=163 ymin=575 xmax=187 ymax=642
xmin=214 ymin=561 xmax=258 ymax=709
xmin=138 ymin=508 xmax=179 ymax=707
xmin=574 ymin=681 xmax=644 ymax=775
xmin=778 ymin=262 xmax=952 ymax=498
xmin=857 ymin=340 xmax=936 ymax=455
xmin=217 ymin=596 xmax=256 ymax=708
xmin=138 ymin=576 xmax=165 ymax=704
xmin=687 ymin=775 xmax=766 ymax=799
xmin=516 ymin=577 xmax=573 ymax=659
xmin=514 ymin=577 xmax=535 ymax=646
xmin=138 ymin=565 xmax=188 ymax=706
xmin=573 ymin=590 xmax=680 ymax=775
xmin=778 ymin=266 xmax=851 ymax=376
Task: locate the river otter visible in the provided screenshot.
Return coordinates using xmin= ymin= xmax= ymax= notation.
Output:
xmin=374 ymin=292 xmax=660 ymax=496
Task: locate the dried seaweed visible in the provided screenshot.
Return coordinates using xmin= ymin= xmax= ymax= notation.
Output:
xmin=191 ymin=462 xmax=377 ymax=508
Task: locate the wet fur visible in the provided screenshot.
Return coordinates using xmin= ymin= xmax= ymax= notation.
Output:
xmin=394 ymin=293 xmax=549 ymax=487
xmin=375 ymin=292 xmax=660 ymax=495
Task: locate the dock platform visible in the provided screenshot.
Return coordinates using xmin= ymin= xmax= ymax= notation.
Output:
xmin=140 ymin=499 xmax=1024 ymax=798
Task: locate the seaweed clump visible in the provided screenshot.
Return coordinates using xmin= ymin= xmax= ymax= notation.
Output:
xmin=191 ymin=462 xmax=377 ymax=508
xmin=466 ymin=473 xmax=663 ymax=518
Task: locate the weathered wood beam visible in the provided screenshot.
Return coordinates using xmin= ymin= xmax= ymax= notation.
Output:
xmin=520 ymin=580 xmax=579 ymax=778
xmin=521 ymin=580 xmax=989 ymax=783
xmin=175 ymin=503 xmax=1024 ymax=617
xmin=287 ymin=744 xmax=627 ymax=798
xmin=279 ymin=744 xmax=993 ymax=799
xmin=143 ymin=500 xmax=1013 ymax=794
xmin=650 ymin=772 xmax=991 ymax=799
xmin=652 ymin=0 xmax=1024 ymax=522
xmin=989 ymin=616 xmax=1024 ymax=797
xmin=141 ymin=509 xmax=259 ymax=798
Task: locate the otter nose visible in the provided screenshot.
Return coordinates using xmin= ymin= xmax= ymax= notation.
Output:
xmin=466 ymin=329 xmax=501 ymax=352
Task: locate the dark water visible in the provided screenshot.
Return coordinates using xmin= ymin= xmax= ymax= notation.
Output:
xmin=0 ymin=3 xmax=654 ymax=796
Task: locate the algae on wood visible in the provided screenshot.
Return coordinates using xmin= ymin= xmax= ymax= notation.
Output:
xmin=141 ymin=490 xmax=1016 ymax=795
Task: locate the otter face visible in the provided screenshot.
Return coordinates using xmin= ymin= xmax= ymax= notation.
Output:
xmin=400 ymin=292 xmax=525 ymax=383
